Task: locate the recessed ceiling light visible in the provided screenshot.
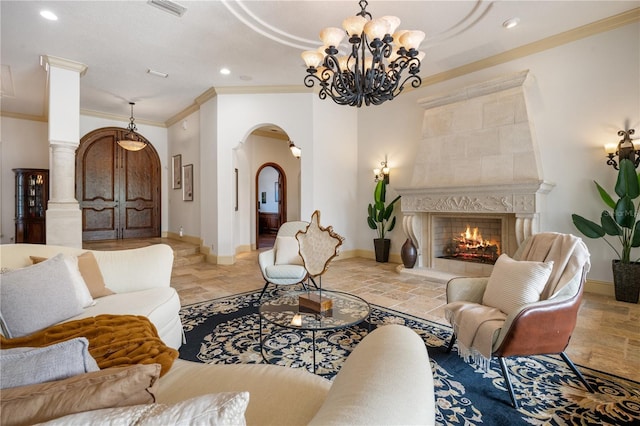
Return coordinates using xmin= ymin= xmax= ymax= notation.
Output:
xmin=503 ymin=17 xmax=520 ymax=29
xmin=220 ymin=68 xmax=231 ymax=75
xmin=147 ymin=69 xmax=169 ymax=78
xmin=40 ymin=10 xmax=58 ymax=21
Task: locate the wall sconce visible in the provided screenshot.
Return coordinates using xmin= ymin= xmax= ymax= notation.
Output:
xmin=289 ymin=141 xmax=301 ymax=159
xmin=605 ymin=129 xmax=639 ymax=169
xmin=373 ymin=156 xmax=390 ymax=184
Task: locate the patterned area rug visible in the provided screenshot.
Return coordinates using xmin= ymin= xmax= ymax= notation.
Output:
xmin=179 ymin=289 xmax=640 ymax=425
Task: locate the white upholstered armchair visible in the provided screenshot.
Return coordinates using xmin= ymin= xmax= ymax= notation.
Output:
xmin=257 ymin=221 xmax=312 ymax=300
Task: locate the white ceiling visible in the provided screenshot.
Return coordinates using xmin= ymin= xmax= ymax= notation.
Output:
xmin=1 ymin=1 xmax=638 ymax=125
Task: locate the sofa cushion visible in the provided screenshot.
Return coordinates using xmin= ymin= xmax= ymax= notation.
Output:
xmin=72 ymin=287 xmax=180 ymax=337
xmin=0 ymin=254 xmax=83 ymax=338
xmin=0 ymin=363 xmax=159 ymax=426
xmin=40 ymin=392 xmax=250 ymax=426
xmin=275 ymin=236 xmax=304 ymax=265
xmin=482 ymin=254 xmax=554 ymax=315
xmin=156 ymin=359 xmax=331 ymax=426
xmin=0 ymin=337 xmax=99 ymax=390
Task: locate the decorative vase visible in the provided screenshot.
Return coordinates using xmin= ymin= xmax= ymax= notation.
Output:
xmin=612 ymin=260 xmax=640 ymax=303
xmin=374 ymin=238 xmax=391 ymax=263
xmin=401 ymin=238 xmax=417 ymax=268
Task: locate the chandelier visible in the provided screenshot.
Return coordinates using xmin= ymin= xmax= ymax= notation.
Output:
xmin=117 ymin=102 xmax=147 ymax=151
xmin=301 ymin=0 xmax=425 ymax=107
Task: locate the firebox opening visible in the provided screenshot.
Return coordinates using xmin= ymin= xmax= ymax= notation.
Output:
xmin=433 ymin=216 xmax=502 ymax=265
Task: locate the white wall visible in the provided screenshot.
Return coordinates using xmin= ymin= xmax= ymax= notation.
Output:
xmin=210 ymin=92 xmax=314 ymax=260
xmin=309 ymin=98 xmax=359 ymax=252
xmin=249 ymin=134 xmax=301 ymax=220
xmin=356 ymin=23 xmax=640 ymax=282
xmin=0 ymin=117 xmax=49 ymax=244
xmin=167 ymin=111 xmax=200 ymax=238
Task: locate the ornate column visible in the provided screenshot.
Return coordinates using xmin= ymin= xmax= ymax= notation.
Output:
xmin=41 ymin=55 xmax=88 ymax=247
xmin=515 ymin=213 xmax=538 ymax=246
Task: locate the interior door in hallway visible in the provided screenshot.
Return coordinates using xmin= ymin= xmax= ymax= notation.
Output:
xmin=76 ymin=127 xmax=161 ymax=241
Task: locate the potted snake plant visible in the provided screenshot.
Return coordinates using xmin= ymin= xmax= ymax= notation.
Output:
xmin=367 ymin=180 xmax=400 ymax=262
xmin=572 ymin=158 xmax=640 ymax=303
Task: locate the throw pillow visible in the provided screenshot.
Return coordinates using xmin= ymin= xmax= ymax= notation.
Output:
xmin=0 ymin=363 xmax=160 ymax=426
xmin=482 ymin=254 xmax=553 ymax=315
xmin=0 ymin=254 xmax=83 ymax=338
xmin=31 ymin=252 xmax=114 ymax=299
xmin=77 ymin=252 xmax=115 ymax=298
xmin=0 ymin=337 xmax=99 ymax=389
xmin=275 ymin=236 xmax=304 ymax=266
xmin=39 ymin=392 xmax=250 ymax=426
xmin=62 ymin=256 xmax=94 ymax=308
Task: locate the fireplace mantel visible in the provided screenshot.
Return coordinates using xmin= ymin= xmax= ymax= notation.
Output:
xmin=397 ymin=180 xmax=554 ymax=215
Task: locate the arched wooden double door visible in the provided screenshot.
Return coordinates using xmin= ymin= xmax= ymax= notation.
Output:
xmin=76 ymin=127 xmax=161 ymax=241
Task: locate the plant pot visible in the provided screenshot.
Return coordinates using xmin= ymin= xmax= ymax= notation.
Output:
xmin=401 ymin=238 xmax=417 ymax=268
xmin=374 ymin=238 xmax=391 ymax=263
xmin=612 ymin=260 xmax=640 ymax=303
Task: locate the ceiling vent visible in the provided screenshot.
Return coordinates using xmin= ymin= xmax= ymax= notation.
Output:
xmin=147 ymin=0 xmax=187 ymax=17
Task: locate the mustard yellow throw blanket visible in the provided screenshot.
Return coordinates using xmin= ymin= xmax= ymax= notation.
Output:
xmin=0 ymin=315 xmax=178 ymax=377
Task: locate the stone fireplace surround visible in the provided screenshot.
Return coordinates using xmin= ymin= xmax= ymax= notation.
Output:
xmin=396 ymin=71 xmax=554 ymax=281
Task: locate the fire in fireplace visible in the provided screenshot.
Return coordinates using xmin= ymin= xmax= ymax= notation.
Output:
xmin=441 ymin=225 xmax=500 ymax=264
xmin=433 ymin=216 xmax=502 ymax=265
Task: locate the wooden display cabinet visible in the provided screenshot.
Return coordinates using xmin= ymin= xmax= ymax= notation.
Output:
xmin=14 ymin=168 xmax=49 ymax=244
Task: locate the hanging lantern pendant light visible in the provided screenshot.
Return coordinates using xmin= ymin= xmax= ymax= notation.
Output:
xmin=302 ymin=0 xmax=425 ymax=107
xmin=117 ymin=102 xmax=147 ymax=151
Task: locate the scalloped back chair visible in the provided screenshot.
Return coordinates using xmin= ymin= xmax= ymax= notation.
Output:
xmin=258 ymin=221 xmax=310 ymax=300
xmin=444 ymin=232 xmax=595 ymax=408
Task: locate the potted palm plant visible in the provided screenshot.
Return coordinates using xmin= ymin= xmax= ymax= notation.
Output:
xmin=572 ymin=158 xmax=640 ymax=303
xmin=367 ymin=180 xmax=401 ymax=262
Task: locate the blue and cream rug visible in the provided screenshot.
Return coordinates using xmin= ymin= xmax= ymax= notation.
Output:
xmin=179 ymin=289 xmax=640 ymax=425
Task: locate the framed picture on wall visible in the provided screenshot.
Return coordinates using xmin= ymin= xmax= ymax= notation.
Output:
xmin=274 ymin=181 xmax=280 ymax=202
xmin=172 ymin=155 xmax=182 ymax=189
xmin=183 ymin=164 xmax=193 ymax=201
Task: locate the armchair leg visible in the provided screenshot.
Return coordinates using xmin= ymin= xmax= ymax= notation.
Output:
xmin=560 ymin=352 xmax=595 ymax=393
xmin=498 ymin=357 xmax=519 ymax=409
xmin=445 ymin=333 xmax=456 ymax=353
xmin=258 ymin=282 xmax=271 ymax=301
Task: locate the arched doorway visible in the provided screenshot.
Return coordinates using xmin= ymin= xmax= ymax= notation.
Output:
xmin=256 ymin=162 xmax=286 ymax=248
xmin=76 ymin=127 xmax=161 ymax=241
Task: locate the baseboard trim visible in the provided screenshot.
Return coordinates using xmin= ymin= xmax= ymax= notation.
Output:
xmin=584 ymin=279 xmax=614 ymax=297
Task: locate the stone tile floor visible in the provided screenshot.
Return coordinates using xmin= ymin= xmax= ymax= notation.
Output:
xmin=84 ymin=237 xmax=640 ymax=383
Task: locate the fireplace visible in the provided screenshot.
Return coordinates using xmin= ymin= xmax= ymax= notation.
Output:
xmin=433 ymin=215 xmax=501 ymax=264
xmin=396 ymin=71 xmax=554 ymax=280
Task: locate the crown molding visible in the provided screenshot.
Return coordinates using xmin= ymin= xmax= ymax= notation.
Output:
xmin=0 ymin=110 xmax=47 ymax=122
xmin=214 ymin=85 xmax=309 ymax=95
xmin=40 ymin=55 xmax=88 ymax=76
xmin=421 ymin=7 xmax=639 ymax=88
xmin=80 ymin=109 xmax=165 ymax=127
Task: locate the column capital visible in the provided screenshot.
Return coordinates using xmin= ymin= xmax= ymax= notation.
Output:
xmin=40 ymin=55 xmax=88 ymax=76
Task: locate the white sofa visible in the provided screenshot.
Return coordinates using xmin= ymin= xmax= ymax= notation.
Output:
xmin=0 ymin=243 xmax=183 ymax=349
xmin=0 ymin=243 xmax=436 ymax=425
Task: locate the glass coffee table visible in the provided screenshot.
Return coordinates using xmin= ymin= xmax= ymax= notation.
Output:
xmin=258 ymin=290 xmax=371 ymax=374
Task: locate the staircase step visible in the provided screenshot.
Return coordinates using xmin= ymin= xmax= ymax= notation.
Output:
xmin=173 ymin=252 xmax=206 ymax=267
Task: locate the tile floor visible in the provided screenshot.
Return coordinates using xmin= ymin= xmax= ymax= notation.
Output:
xmin=84 ymin=237 xmax=640 ymax=383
